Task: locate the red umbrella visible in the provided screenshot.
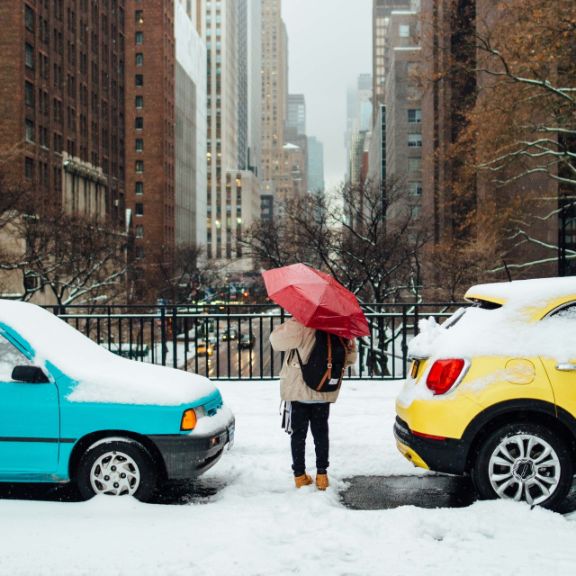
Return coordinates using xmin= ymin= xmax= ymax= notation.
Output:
xmin=262 ymin=263 xmax=370 ymax=339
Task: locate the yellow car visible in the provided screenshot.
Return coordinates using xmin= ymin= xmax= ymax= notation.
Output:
xmin=196 ymin=341 xmax=215 ymax=357
xmin=395 ymin=277 xmax=576 ymax=510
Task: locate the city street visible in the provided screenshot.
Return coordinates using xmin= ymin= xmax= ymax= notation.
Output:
xmin=187 ymin=318 xmax=283 ymax=380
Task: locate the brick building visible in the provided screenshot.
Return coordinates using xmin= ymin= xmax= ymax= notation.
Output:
xmin=0 ymin=0 xmax=126 ymax=226
xmin=420 ymin=0 xmax=558 ymax=289
xmin=124 ymin=0 xmax=176 ymax=292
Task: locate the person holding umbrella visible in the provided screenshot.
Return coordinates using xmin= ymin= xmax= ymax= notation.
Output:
xmin=263 ymin=264 xmax=369 ymax=490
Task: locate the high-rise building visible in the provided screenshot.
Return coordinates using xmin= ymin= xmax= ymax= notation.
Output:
xmin=346 ymin=74 xmax=372 ymax=184
xmin=246 ymin=0 xmax=263 ymax=175
xmin=201 ymin=0 xmax=262 ymax=271
xmin=0 ymin=0 xmax=126 ymax=225
xmin=307 ymin=136 xmax=325 ymax=195
xmin=260 ymin=0 xmax=288 ymax=185
xmin=372 ymin=0 xmax=411 ymax=111
xmin=174 ymin=0 xmax=207 ymax=249
xmin=383 ymin=9 xmax=422 ymax=223
xmin=287 ymin=94 xmax=306 ymax=136
xmin=238 ymin=0 xmax=263 ymax=176
xmin=420 ymin=0 xmax=558 ymax=287
xmin=204 ymin=0 xmax=238 ymax=261
xmin=125 ymin=0 xmax=176 ymax=285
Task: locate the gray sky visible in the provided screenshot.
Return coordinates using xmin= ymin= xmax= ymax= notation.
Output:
xmin=281 ymin=0 xmax=372 ymax=193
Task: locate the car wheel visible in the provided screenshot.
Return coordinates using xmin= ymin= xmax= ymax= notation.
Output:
xmin=76 ymin=437 xmax=158 ymax=502
xmin=472 ymin=423 xmax=573 ymax=510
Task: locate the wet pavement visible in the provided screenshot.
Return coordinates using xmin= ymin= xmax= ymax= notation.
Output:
xmin=0 ymin=477 xmax=225 ymax=505
xmin=340 ymin=474 xmax=576 ymax=514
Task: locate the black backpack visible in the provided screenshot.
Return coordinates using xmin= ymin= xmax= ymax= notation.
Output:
xmin=295 ymin=331 xmax=347 ymax=393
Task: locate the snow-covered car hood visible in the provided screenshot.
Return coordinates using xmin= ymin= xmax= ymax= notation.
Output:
xmin=0 ymin=300 xmax=216 ymax=405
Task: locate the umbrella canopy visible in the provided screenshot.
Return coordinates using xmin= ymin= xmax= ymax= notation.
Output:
xmin=262 ymin=263 xmax=370 ymax=339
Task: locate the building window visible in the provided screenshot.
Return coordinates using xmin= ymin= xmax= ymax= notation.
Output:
xmin=135 ymin=181 xmax=144 ymax=195
xmin=135 ymin=225 xmax=144 ymax=238
xmin=25 ymin=43 xmax=34 ymax=69
xmin=135 ymin=10 xmax=144 ymax=24
xmin=408 ymin=134 xmax=422 ymax=147
xmin=135 ymin=95 xmax=143 ymax=109
xmin=25 ymin=82 xmax=35 ymax=107
xmin=135 ymin=117 xmax=144 ymax=130
xmin=25 ymin=5 xmax=35 ymax=32
xmin=135 ymin=74 xmax=143 ymax=87
xmin=25 ymin=119 xmax=35 ymax=143
xmin=135 ymin=160 xmax=144 ymax=173
xmin=399 ymin=24 xmax=410 ymax=37
xmin=135 ymin=138 xmax=144 ymax=152
xmin=135 ymin=52 xmax=144 ymax=67
xmin=135 ymin=203 xmax=144 ymax=216
xmin=25 ymin=157 xmax=34 ymax=179
xmin=408 ymin=158 xmax=421 ymax=173
xmin=408 ymin=109 xmax=422 ymax=123
xmin=409 ymin=182 xmax=423 ymax=196
xmin=135 ymin=31 xmax=143 ymax=44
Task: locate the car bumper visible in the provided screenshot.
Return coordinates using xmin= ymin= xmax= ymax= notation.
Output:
xmin=393 ymin=416 xmax=469 ymax=475
xmin=150 ymin=408 xmax=235 ymax=480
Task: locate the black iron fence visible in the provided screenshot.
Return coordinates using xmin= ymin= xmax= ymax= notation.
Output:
xmin=50 ymin=303 xmax=465 ymax=381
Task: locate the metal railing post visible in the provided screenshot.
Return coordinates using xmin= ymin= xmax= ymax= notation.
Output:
xmin=160 ymin=306 xmax=167 ymax=366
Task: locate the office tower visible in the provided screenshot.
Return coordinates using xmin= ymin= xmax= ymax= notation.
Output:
xmin=346 ymin=74 xmax=372 ymax=184
xmin=287 ymin=94 xmax=306 ymax=136
xmin=260 ymin=0 xmax=288 ymax=185
xmin=383 ymin=9 xmax=422 ymax=222
xmin=0 ymin=0 xmax=126 ymax=225
xmin=125 ymin=0 xmax=176 ymax=285
xmin=372 ymin=0 xmax=411 ymax=110
xmin=307 ymin=136 xmax=325 ymax=195
xmin=175 ymin=0 xmax=207 ymax=249
xmin=204 ymin=0 xmax=238 ymax=260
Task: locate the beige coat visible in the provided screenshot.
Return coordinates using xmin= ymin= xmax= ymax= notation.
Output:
xmin=269 ymin=318 xmax=357 ymax=402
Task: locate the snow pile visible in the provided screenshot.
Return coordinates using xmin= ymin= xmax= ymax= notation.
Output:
xmin=409 ymin=305 xmax=576 ymax=363
xmin=0 ymin=381 xmax=575 ymax=576
xmin=0 ymin=300 xmax=215 ymax=405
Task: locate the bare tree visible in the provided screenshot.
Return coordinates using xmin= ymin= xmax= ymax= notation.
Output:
xmin=437 ymin=0 xmax=575 ymax=273
xmin=246 ymin=180 xmax=428 ymax=302
xmin=18 ymin=208 xmax=128 ymax=306
xmin=130 ymin=243 xmax=222 ymax=305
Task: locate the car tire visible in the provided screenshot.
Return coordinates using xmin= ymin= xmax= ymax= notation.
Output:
xmin=75 ymin=437 xmax=158 ymax=502
xmin=472 ymin=422 xmax=573 ymax=510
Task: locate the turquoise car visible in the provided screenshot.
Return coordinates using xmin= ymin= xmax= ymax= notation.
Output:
xmin=0 ymin=300 xmax=235 ymax=501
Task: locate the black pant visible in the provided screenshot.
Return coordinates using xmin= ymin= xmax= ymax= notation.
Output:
xmin=290 ymin=401 xmax=330 ymax=477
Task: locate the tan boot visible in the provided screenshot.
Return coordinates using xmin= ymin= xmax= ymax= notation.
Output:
xmin=294 ymin=473 xmax=313 ymax=488
xmin=316 ymin=473 xmax=329 ymax=491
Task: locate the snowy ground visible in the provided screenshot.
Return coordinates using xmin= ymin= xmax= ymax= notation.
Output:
xmin=1 ymin=380 xmax=576 ymax=576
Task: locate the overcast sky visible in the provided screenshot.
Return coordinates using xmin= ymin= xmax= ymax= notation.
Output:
xmin=281 ymin=0 xmax=372 ymax=193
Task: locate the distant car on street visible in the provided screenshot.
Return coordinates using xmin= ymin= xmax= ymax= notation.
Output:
xmin=0 ymin=300 xmax=234 ymax=502
xmin=238 ymin=332 xmax=256 ymax=349
xmin=221 ymin=329 xmax=239 ymax=342
xmin=196 ymin=341 xmax=215 ymax=357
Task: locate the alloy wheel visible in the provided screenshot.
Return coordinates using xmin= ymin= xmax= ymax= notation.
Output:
xmin=488 ymin=433 xmax=561 ymax=506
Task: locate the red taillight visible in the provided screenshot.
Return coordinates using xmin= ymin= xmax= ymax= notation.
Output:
xmin=426 ymin=359 xmax=466 ymax=395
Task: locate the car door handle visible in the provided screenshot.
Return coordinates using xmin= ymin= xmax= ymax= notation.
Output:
xmin=556 ymin=363 xmax=576 ymax=371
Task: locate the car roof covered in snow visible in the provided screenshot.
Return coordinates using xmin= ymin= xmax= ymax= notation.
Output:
xmin=464 ymin=277 xmax=576 ymax=313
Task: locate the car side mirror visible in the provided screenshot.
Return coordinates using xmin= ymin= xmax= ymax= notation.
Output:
xmin=11 ymin=365 xmax=50 ymax=384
